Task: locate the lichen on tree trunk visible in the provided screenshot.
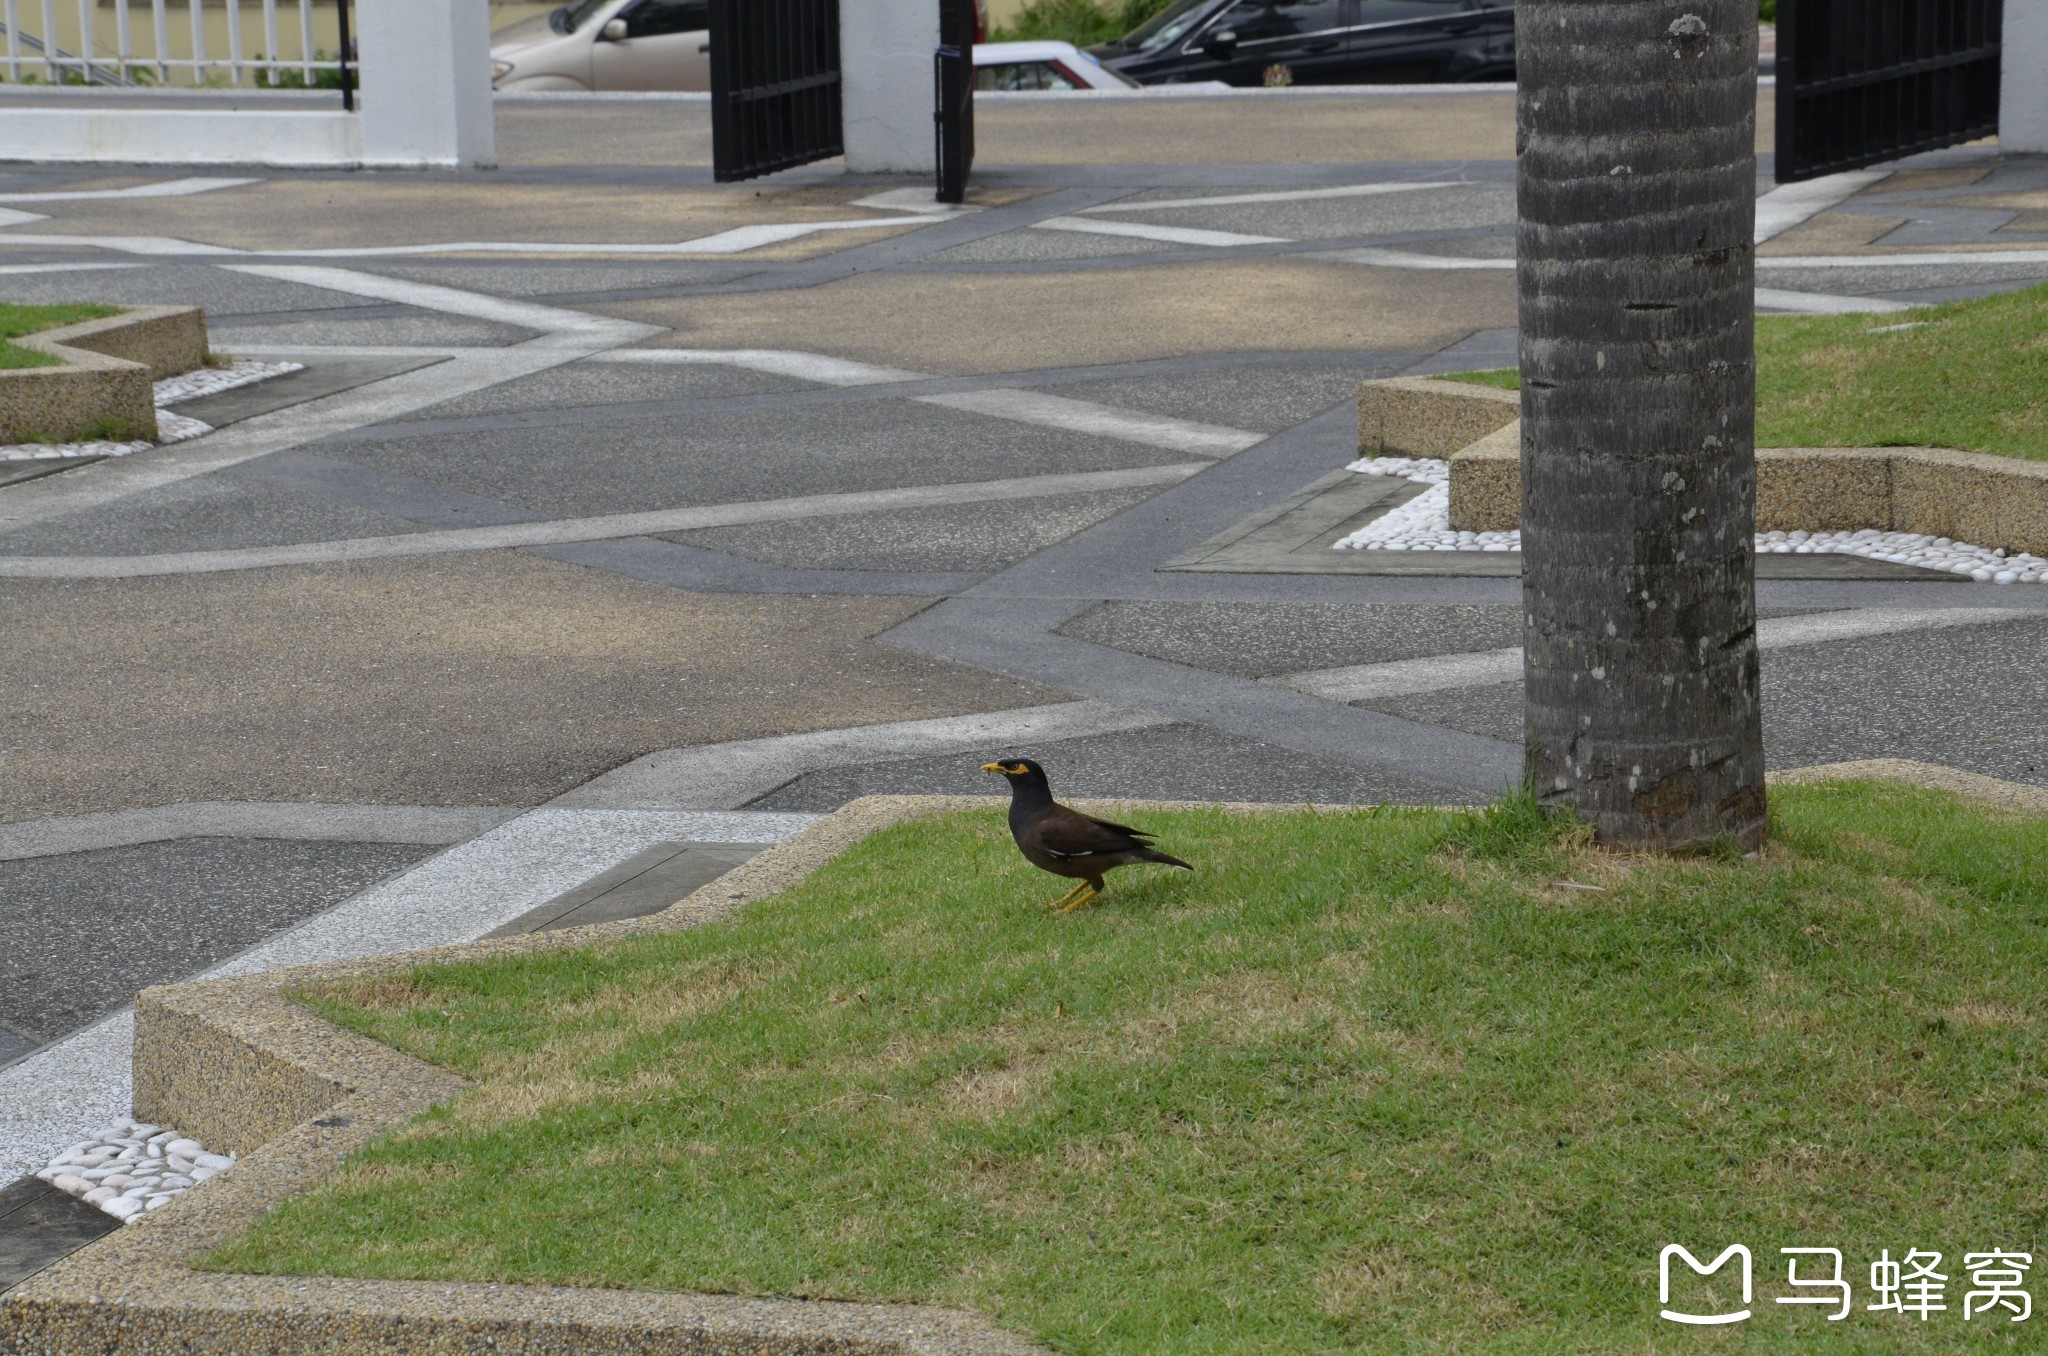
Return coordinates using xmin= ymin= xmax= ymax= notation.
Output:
xmin=1517 ymin=0 xmax=1767 ymax=850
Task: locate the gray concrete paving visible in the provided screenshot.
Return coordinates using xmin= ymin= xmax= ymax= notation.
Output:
xmin=0 ymin=838 xmax=433 ymax=1054
xmin=407 ymin=360 xmax=816 ymax=421
xmin=1057 ymin=600 xmax=1524 ymax=677
xmin=747 ymin=720 xmax=1480 ymax=813
xmin=1043 ymin=364 xmax=1365 ymax=434
xmin=328 ymin=399 xmax=1197 ymax=518
xmin=665 ymin=487 xmax=1161 ymax=574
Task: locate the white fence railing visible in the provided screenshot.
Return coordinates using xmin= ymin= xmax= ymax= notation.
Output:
xmin=0 ymin=0 xmax=348 ymax=88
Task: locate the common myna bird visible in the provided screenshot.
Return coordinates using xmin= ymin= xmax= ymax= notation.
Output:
xmin=980 ymin=757 xmax=1191 ymax=912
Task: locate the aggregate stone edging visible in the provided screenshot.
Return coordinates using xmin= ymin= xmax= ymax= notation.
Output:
xmin=0 ymin=306 xmax=207 ymax=445
xmin=1357 ymin=377 xmax=2048 ymax=555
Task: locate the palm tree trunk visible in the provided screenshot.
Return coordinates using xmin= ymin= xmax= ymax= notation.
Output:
xmin=1517 ymin=0 xmax=1766 ymax=850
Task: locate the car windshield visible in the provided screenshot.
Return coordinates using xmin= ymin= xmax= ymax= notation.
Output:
xmin=1122 ymin=0 xmax=1216 ymax=52
xmin=552 ymin=0 xmax=614 ymax=33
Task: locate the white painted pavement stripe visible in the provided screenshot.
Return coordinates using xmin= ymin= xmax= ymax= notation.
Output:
xmin=0 ymin=232 xmax=244 ymax=256
xmin=1325 ymin=246 xmax=2048 ymax=275
xmin=0 ymin=463 xmax=1209 ymax=577
xmin=556 ymin=700 xmax=1177 ymax=811
xmin=0 ymin=261 xmax=141 ymax=276
xmin=1754 ymin=287 xmax=1912 ymax=314
xmin=1757 ymin=250 xmax=2048 ymax=269
xmin=224 ymin=263 xmax=655 ymax=341
xmin=586 ymin=350 xmax=1268 ymax=453
xmin=1753 ymin=170 xmax=1890 ymax=244
xmin=1754 ymin=605 xmax=2039 ymax=649
xmin=0 ymin=207 xmax=49 ymax=227
xmin=1080 ymin=182 xmax=1457 ymax=213
xmin=269 ymin=217 xmax=951 ymax=259
xmin=1322 ymin=246 xmax=1512 ymax=269
xmin=920 ymin=389 xmax=1262 ymax=456
xmin=590 ymin=347 xmax=926 ymax=385
xmin=0 ymin=176 xmax=259 ymax=203
xmin=0 ymin=803 xmax=521 ymax=861
xmin=1272 ymin=607 xmax=2040 ymax=703
xmin=1032 ymin=215 xmax=1291 ymax=248
xmin=0 ymin=807 xmax=819 ymax=1185
xmin=1273 ymin=647 xmax=1523 ymax=702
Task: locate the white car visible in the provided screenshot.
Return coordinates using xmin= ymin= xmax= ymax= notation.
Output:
xmin=491 ymin=0 xmax=710 ymax=93
xmin=973 ymin=40 xmax=1140 ymax=91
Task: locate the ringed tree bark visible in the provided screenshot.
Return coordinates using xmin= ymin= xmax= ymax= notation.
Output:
xmin=1517 ymin=0 xmax=1766 ymax=851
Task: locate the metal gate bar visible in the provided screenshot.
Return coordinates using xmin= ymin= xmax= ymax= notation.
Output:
xmin=935 ymin=0 xmax=975 ymax=203
xmin=1776 ymin=0 xmax=2003 ymax=183
xmin=709 ymin=0 xmax=844 ymax=183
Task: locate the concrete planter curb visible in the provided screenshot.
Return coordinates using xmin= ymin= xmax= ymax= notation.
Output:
xmin=1357 ymin=377 xmax=2048 ymax=554
xmin=5 ymin=777 xmax=2038 ymax=1353
xmin=0 ymin=306 xmax=208 ymax=445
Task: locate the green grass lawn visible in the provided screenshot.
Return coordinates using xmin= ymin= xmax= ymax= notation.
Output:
xmin=0 ymin=301 xmax=119 ymax=370
xmin=1438 ymin=281 xmax=2048 ymax=461
xmin=210 ymin=785 xmax=2048 ymax=1353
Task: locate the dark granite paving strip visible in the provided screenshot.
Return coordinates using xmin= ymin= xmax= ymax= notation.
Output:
xmin=885 ymin=595 xmax=1522 ymax=794
xmin=0 ymin=838 xmax=435 ymax=1049
xmin=747 ymin=720 xmax=1480 ymax=814
xmin=530 ymin=538 xmax=980 ymax=598
xmin=0 ymin=1177 xmax=121 ymax=1295
xmin=312 ymin=348 xmax=1414 ymax=447
xmin=166 ymin=355 xmax=450 ymax=429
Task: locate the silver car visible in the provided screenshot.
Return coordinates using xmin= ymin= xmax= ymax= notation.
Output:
xmin=491 ymin=0 xmax=709 ymax=92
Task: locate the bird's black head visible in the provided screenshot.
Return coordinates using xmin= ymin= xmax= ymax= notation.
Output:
xmin=980 ymin=757 xmax=1052 ymax=803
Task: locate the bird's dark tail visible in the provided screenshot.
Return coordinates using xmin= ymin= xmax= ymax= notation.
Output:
xmin=1143 ymin=848 xmax=1194 ymax=871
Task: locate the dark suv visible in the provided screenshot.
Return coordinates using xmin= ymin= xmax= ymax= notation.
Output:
xmin=1089 ymin=0 xmax=1513 ymax=86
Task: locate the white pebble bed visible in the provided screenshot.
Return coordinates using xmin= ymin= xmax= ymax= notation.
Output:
xmin=0 ymin=360 xmax=299 ymax=463
xmin=35 ymin=1117 xmax=234 ymax=1223
xmin=1335 ymin=457 xmax=2048 ymax=583
xmin=153 ymin=359 xmax=302 ymax=406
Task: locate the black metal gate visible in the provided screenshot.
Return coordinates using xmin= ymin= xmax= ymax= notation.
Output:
xmin=708 ymin=0 xmax=844 ymax=183
xmin=1775 ymin=0 xmax=2004 ymax=183
xmin=935 ymin=0 xmax=976 ymax=203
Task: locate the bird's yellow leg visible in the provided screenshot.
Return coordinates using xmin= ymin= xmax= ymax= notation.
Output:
xmin=1052 ymin=883 xmax=1100 ymax=914
xmin=1046 ymin=880 xmax=1090 ymax=911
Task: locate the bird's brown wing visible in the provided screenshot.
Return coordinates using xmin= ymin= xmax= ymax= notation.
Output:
xmin=1033 ymin=804 xmax=1154 ymax=861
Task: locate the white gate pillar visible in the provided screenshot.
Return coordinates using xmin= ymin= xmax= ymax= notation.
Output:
xmin=356 ymin=0 xmax=497 ymax=168
xmin=839 ymin=0 xmax=938 ymax=173
xmin=2001 ymin=3 xmax=2048 ymax=154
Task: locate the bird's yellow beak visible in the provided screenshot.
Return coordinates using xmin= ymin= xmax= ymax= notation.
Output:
xmin=980 ymin=762 xmax=1008 ymax=774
